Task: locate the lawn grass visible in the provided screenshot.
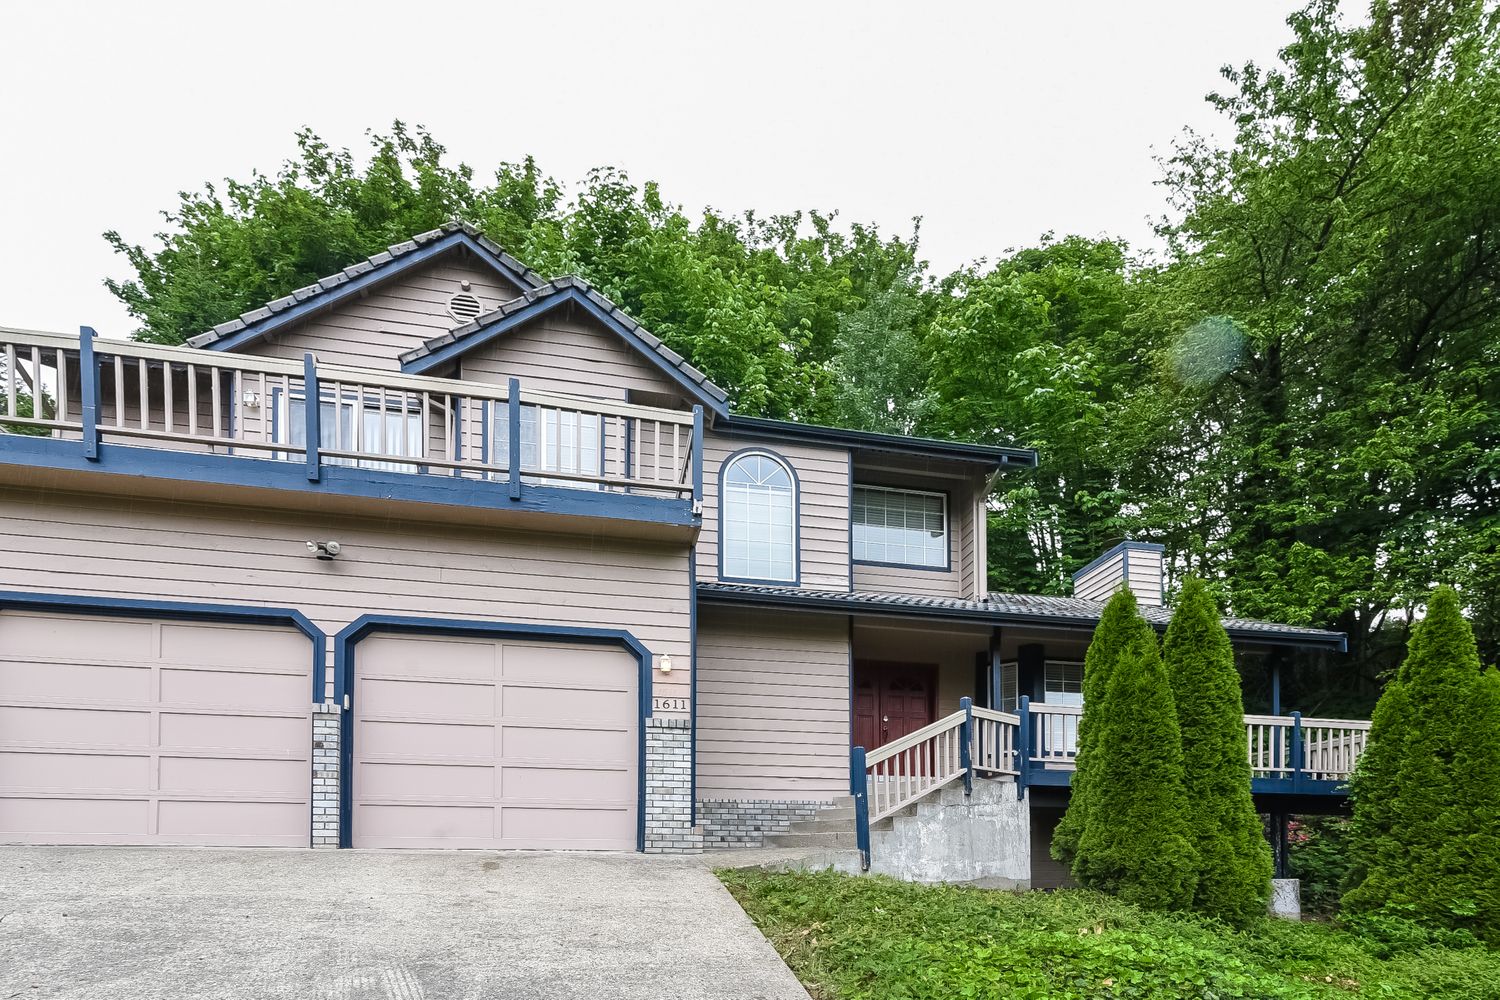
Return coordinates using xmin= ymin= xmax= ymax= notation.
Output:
xmin=719 ymin=868 xmax=1500 ymax=1000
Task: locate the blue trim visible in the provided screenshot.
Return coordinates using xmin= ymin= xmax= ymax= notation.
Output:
xmin=1071 ymin=539 xmax=1166 ymax=584
xmin=404 ymin=287 xmax=731 ymax=419
xmin=715 ymin=447 xmax=801 ymax=587
xmin=850 ymin=745 xmax=870 ymax=870
xmin=689 ymin=549 xmax=698 ymax=826
xmin=198 ymin=233 xmax=540 ymax=354
xmin=79 ymin=327 xmax=99 ymax=460
xmin=691 ymin=406 xmax=704 ymax=508
xmin=1015 ymin=696 xmax=1031 ymax=800
xmin=0 ymin=590 xmax=327 ymax=702
xmin=333 ymin=614 xmax=655 ymax=852
xmin=959 ymin=696 xmax=973 ymax=797
xmin=850 ymin=483 xmax=953 ymax=574
xmin=506 ymin=378 xmax=521 ymax=501
xmin=719 ymin=414 xmax=1036 ymax=469
xmin=302 ymin=354 xmax=320 ymax=481
xmin=0 ymin=435 xmax=699 ymax=529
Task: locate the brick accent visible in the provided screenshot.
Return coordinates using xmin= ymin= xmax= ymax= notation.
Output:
xmin=644 ymin=717 xmax=702 ymax=854
xmin=697 ymin=798 xmax=826 ymax=849
xmin=312 ymin=704 xmax=341 ymax=849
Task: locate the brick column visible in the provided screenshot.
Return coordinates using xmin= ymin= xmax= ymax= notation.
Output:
xmin=312 ymin=704 xmax=341 ymax=849
xmin=644 ymin=717 xmax=702 ymax=854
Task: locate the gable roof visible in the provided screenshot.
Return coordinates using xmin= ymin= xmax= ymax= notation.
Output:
xmin=186 ymin=222 xmax=545 ymax=354
xmin=399 ymin=275 xmax=732 ymax=417
xmin=696 ymin=582 xmax=1349 ymax=651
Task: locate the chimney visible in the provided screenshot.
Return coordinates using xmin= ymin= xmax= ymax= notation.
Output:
xmin=1072 ymin=541 xmax=1165 ymax=607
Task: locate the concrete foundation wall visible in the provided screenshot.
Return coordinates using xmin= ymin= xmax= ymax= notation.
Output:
xmin=869 ymin=777 xmax=1030 ymax=887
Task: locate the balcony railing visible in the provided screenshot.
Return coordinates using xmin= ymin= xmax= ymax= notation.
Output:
xmin=847 ymin=697 xmax=1370 ymax=869
xmin=0 ymin=327 xmax=703 ymax=506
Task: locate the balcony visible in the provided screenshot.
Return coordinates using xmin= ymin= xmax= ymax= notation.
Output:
xmin=0 ymin=327 xmax=704 ymax=531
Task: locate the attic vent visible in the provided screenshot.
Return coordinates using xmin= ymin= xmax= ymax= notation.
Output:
xmin=447 ymin=292 xmax=483 ymax=322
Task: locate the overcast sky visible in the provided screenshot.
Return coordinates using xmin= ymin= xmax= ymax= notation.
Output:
xmin=1 ymin=1 xmax=1309 ymax=336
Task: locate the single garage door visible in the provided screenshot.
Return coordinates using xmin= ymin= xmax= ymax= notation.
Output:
xmin=353 ymin=632 xmax=639 ymax=850
xmin=0 ymin=610 xmax=313 ymax=846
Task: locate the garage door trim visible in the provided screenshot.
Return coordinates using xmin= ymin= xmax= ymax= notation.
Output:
xmin=0 ymin=590 xmax=328 ymax=847
xmin=0 ymin=591 xmax=327 ymax=701
xmin=334 ymin=614 xmax=655 ymax=851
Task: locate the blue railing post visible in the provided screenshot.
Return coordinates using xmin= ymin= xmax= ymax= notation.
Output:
xmin=303 ymin=353 xmax=320 ymax=481
xmin=960 ymin=696 xmax=974 ymax=796
xmin=850 ymin=746 xmax=871 ymax=871
xmin=1291 ymin=711 xmax=1305 ymax=794
xmin=506 ymin=377 xmax=522 ymax=501
xmin=691 ymin=404 xmax=704 ymax=512
xmin=79 ymin=326 xmax=99 ymax=461
xmin=1016 ymin=695 xmax=1031 ymax=801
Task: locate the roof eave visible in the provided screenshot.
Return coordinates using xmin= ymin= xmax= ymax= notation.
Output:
xmin=714 ymin=415 xmax=1037 ymax=469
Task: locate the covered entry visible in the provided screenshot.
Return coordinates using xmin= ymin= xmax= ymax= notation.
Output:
xmin=342 ymin=618 xmax=647 ymax=851
xmin=0 ymin=599 xmax=319 ymax=846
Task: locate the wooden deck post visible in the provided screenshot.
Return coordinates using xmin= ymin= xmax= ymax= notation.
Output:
xmin=79 ymin=327 xmax=99 ymax=460
xmin=959 ymin=696 xmax=974 ymax=797
xmin=850 ymin=746 xmax=870 ymax=871
xmin=1016 ymin=695 xmax=1031 ymax=801
xmin=303 ymin=354 xmax=320 ymax=481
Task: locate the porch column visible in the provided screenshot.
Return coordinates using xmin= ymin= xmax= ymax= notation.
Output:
xmin=1018 ymin=643 xmax=1046 ymax=704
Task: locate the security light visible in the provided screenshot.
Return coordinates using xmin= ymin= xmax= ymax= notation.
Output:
xmin=307 ymin=540 xmax=341 ymax=560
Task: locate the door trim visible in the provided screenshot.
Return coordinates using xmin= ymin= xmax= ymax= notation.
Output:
xmin=333 ymin=614 xmax=655 ymax=851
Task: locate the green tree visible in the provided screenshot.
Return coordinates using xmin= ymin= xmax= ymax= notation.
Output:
xmin=924 ymin=237 xmax=1144 ymax=595
xmin=1139 ymin=0 xmax=1500 ymax=668
xmin=1344 ymin=586 xmax=1500 ymax=941
xmin=1164 ymin=576 xmax=1272 ymax=923
xmin=1053 ymin=588 xmax=1158 ymax=864
xmin=1072 ymin=625 xmax=1198 ymax=911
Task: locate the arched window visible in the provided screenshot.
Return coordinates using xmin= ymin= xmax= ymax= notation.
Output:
xmin=721 ymin=450 xmax=797 ymax=582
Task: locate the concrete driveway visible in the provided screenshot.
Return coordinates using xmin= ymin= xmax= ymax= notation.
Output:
xmin=0 ymin=848 xmax=811 ymax=1000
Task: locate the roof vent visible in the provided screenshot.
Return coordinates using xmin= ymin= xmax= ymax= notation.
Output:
xmin=447 ymin=292 xmax=483 ymax=322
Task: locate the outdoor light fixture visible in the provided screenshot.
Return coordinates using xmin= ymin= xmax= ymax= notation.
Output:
xmin=307 ymin=540 xmax=341 ymax=561
xmin=659 ymin=654 xmax=672 ymax=674
xmin=242 ymin=390 xmax=261 ymax=409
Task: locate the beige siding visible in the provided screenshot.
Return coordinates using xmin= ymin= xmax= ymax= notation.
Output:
xmin=1126 ymin=546 xmax=1164 ymax=606
xmin=696 ymin=431 xmax=851 ymax=590
xmin=851 ymin=477 xmax=973 ymax=599
xmin=1073 ymin=550 xmax=1127 ymax=603
xmin=695 ymin=606 xmax=849 ymax=801
xmin=459 ymin=312 xmax=686 ymax=402
xmin=244 ymin=258 xmax=524 ymax=370
xmin=0 ymin=487 xmax=692 ymax=710
xmin=853 ymin=620 xmax=991 ymax=718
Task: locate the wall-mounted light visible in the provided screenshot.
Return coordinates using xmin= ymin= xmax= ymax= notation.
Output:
xmin=659 ymin=654 xmax=673 ymax=674
xmin=242 ymin=390 xmax=261 ymax=409
xmin=307 ymin=540 xmax=341 ymax=561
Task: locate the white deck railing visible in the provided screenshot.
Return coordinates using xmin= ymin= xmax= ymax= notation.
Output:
xmin=1029 ymin=702 xmax=1082 ymax=767
xmin=1244 ymin=714 xmax=1370 ymax=782
xmin=971 ymin=705 xmax=1020 ymax=777
xmin=860 ymin=709 xmax=970 ymax=823
xmin=0 ymin=327 xmax=701 ymax=499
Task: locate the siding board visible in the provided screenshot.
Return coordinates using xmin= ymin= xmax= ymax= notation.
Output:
xmin=695 ymin=606 xmax=849 ymax=801
xmin=0 ymin=487 xmax=691 ymax=709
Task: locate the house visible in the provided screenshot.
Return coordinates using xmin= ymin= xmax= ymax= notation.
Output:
xmin=0 ymin=223 xmax=1361 ymax=877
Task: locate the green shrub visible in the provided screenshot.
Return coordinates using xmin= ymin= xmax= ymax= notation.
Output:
xmin=1073 ymin=629 xmax=1198 ymax=911
xmin=1163 ymin=575 xmax=1273 ymax=924
xmin=1053 ymin=588 xmax=1157 ymax=865
xmin=1286 ymin=816 xmax=1352 ymax=917
xmin=1344 ymin=586 xmax=1500 ymax=942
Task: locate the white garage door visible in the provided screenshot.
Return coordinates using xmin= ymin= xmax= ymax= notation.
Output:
xmin=352 ymin=632 xmax=639 ymax=850
xmin=0 ymin=610 xmax=313 ymax=846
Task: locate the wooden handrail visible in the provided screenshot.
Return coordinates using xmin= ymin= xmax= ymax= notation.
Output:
xmin=864 ymin=710 xmax=967 ymax=767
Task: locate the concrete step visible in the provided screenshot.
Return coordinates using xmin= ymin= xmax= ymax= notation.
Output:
xmin=786 ymin=817 xmax=855 ymax=835
xmin=762 ymin=830 xmax=860 ymax=848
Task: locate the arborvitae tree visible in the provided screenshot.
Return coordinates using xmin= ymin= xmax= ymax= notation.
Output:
xmin=1072 ymin=628 xmax=1198 ymax=911
xmin=1164 ymin=576 xmax=1272 ymax=924
xmin=1344 ymin=586 xmax=1500 ymax=941
xmin=1053 ymin=589 xmax=1158 ymax=864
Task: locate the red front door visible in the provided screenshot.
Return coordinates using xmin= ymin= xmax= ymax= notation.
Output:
xmin=852 ymin=662 xmax=937 ymax=751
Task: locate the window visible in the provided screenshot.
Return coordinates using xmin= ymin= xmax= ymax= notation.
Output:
xmin=721 ymin=451 xmax=796 ymax=582
xmin=1044 ymin=660 xmax=1084 ymax=706
xmin=999 ymin=660 xmax=1019 ymax=713
xmin=493 ymin=405 xmax=601 ymax=487
xmin=285 ymin=396 xmax=424 ymax=473
xmin=852 ymin=486 xmax=947 ymax=568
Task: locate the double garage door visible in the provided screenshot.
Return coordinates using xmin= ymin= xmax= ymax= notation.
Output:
xmin=0 ymin=610 xmax=640 ymax=851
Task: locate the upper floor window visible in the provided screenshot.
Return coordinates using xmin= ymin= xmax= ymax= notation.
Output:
xmin=721 ymin=451 xmax=797 ymax=582
xmin=852 ymin=485 xmax=948 ymax=568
